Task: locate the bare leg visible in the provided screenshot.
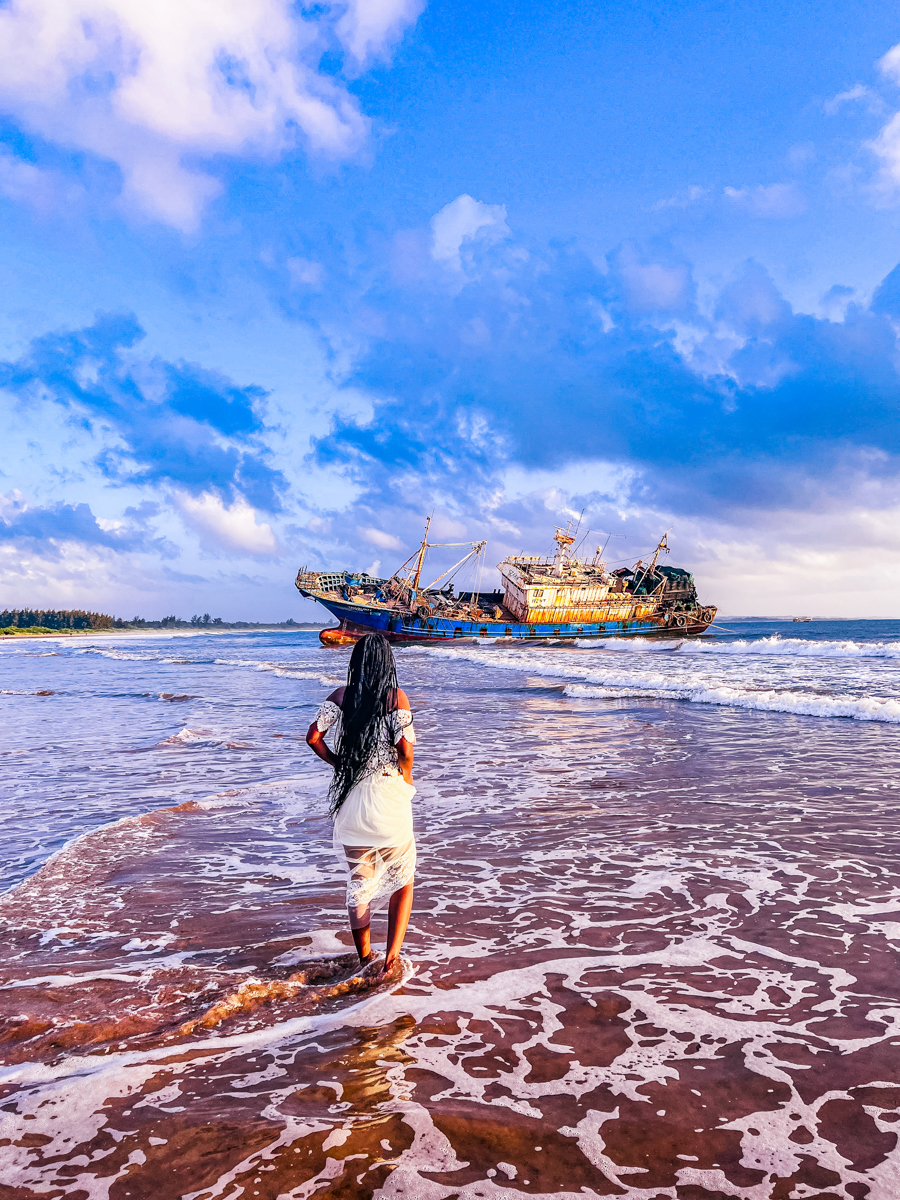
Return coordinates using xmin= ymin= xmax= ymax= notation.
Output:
xmin=350 ymin=918 xmax=372 ymax=965
xmin=384 ymin=882 xmax=414 ymax=970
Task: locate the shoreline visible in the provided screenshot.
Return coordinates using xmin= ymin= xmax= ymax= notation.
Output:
xmin=0 ymin=624 xmax=326 ymax=640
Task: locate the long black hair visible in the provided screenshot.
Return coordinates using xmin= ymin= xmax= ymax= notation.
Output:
xmin=328 ymin=633 xmax=399 ymax=814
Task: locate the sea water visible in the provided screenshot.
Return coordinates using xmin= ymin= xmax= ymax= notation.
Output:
xmin=1 ymin=620 xmax=900 ymax=1197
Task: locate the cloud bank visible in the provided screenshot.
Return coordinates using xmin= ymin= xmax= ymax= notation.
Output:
xmin=0 ymin=313 xmax=290 ymax=591
xmin=0 ymin=312 xmax=285 ymax=514
xmin=313 ymin=202 xmax=900 ymax=521
xmin=0 ymin=0 xmax=423 ymax=228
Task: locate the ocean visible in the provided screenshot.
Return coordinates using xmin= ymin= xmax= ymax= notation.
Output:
xmin=2 ymin=620 xmax=900 ymax=1198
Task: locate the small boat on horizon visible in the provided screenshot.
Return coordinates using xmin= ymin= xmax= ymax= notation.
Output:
xmin=295 ymin=521 xmax=717 ymax=646
xmin=793 ymin=616 xmax=813 ymax=623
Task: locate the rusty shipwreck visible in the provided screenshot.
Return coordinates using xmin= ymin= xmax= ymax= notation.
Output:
xmin=295 ymin=521 xmax=716 ymax=646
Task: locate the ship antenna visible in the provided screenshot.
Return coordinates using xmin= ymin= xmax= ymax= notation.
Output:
xmin=649 ymin=528 xmax=671 ymax=571
xmin=573 ymin=526 xmax=593 ymax=558
xmin=591 ymin=531 xmax=613 ymax=564
xmin=471 ymin=541 xmax=485 ymax=611
xmin=412 ymin=514 xmax=432 ymax=590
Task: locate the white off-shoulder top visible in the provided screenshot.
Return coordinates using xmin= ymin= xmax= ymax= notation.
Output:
xmin=315 ymin=700 xmax=416 ymax=780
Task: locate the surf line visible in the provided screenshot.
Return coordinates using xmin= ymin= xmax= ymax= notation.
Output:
xmin=0 ymin=959 xmax=416 ymax=1091
xmin=178 ymin=954 xmax=411 ymax=1035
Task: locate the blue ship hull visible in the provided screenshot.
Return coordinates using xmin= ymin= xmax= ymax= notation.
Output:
xmin=313 ymin=596 xmax=693 ymax=643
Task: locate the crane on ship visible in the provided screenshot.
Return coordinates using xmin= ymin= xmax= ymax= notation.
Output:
xmin=383 ymin=517 xmax=487 ymax=612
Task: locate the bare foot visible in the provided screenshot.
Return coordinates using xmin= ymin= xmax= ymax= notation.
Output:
xmin=368 ymin=957 xmax=403 ymax=984
xmin=360 ymin=955 xmax=384 ymax=979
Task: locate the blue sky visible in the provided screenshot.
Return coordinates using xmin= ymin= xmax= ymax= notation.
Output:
xmin=2 ymin=0 xmax=900 ymax=618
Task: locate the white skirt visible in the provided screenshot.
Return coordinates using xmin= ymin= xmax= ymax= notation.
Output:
xmin=332 ymin=770 xmax=417 ymax=926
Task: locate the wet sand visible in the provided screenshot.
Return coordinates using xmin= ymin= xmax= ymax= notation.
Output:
xmin=2 ymin=629 xmax=900 ymax=1197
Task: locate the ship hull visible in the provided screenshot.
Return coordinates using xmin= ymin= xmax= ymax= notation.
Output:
xmin=308 ymin=596 xmax=715 ymax=645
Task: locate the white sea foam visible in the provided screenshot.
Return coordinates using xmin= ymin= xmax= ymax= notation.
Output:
xmin=78 ymin=646 xmax=163 ymax=662
xmin=684 ymin=634 xmax=900 ymax=658
xmin=576 ymin=633 xmax=900 ymax=658
xmin=413 ymin=643 xmax=900 ymax=723
xmin=575 ymin=636 xmax=685 ymax=652
xmin=213 ymin=657 xmax=339 ymax=685
xmin=157 ymin=727 xmax=218 ymax=746
xmin=566 ymin=682 xmax=900 ymax=721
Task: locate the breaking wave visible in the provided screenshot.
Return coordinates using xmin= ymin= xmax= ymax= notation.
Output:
xmin=576 ymin=633 xmax=900 ymax=658
xmin=410 ymin=642 xmax=900 ymax=723
xmin=214 ymin=657 xmax=340 ymax=685
xmin=566 ymin=682 xmax=900 ymax=721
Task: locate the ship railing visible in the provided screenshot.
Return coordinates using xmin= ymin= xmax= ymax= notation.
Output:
xmin=295 ymin=569 xmax=385 ymax=592
xmin=503 ymin=556 xmax=610 ymax=576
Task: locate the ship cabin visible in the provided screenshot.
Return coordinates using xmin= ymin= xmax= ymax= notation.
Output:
xmin=497 ymin=525 xmax=618 ymax=625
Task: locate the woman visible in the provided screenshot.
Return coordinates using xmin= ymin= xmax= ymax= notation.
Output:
xmin=306 ymin=633 xmax=417 ymax=979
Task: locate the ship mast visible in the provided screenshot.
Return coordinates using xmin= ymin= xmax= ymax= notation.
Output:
xmin=633 ymin=529 xmax=672 ymax=592
xmin=412 ymin=516 xmax=432 ymax=590
xmin=648 ymin=529 xmax=671 ymax=572
xmin=552 ymin=524 xmax=576 ymax=577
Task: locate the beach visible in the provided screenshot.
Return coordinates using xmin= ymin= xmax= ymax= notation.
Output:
xmin=2 ymin=623 xmax=900 ymax=1198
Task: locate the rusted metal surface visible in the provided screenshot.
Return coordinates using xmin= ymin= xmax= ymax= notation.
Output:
xmin=318 ymin=626 xmax=360 ymax=647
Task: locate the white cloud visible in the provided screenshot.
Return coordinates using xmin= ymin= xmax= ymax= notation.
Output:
xmin=428 ymin=514 xmax=467 ymax=538
xmin=869 ymin=115 xmax=900 ymax=196
xmin=869 ymin=49 xmax=900 ymax=198
xmin=824 ymin=84 xmax=883 ymax=116
xmin=651 ymin=184 xmax=708 ymax=211
xmin=0 ymin=0 xmax=421 ymax=230
xmin=286 ymin=257 xmax=325 ymax=289
xmin=337 ymin=0 xmax=425 ymax=71
xmin=723 ymin=183 xmax=807 ymax=218
xmin=175 ymin=491 xmax=280 ymax=556
xmin=786 ymin=142 xmax=816 ymax=168
xmin=360 ymin=526 xmax=403 ymax=549
xmin=488 ymin=466 xmax=900 ymax=617
xmin=430 ymin=194 xmax=510 ymax=271
xmin=0 ymin=539 xmax=157 ymax=613
xmin=0 ymin=490 xmax=28 ymax=520
xmin=623 ymin=262 xmax=689 ymax=310
xmin=879 ymin=44 xmax=900 ymax=87
xmin=685 ymin=503 xmax=900 ymax=618
xmin=617 ymin=245 xmax=690 ymax=312
xmin=0 ymin=149 xmax=81 ymax=211
xmin=306 ymin=516 xmax=332 ymax=535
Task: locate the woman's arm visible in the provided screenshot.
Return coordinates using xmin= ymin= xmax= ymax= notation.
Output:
xmin=393 ymin=689 xmax=413 ymax=782
xmin=306 ymin=687 xmax=345 ymax=767
xmin=306 ymin=722 xmax=337 ymax=766
xmin=396 ymin=736 xmax=414 ymax=785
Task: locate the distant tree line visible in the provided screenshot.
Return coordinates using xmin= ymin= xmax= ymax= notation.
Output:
xmin=2 ymin=610 xmax=316 ymax=631
xmin=0 ymin=609 xmax=123 ymax=629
